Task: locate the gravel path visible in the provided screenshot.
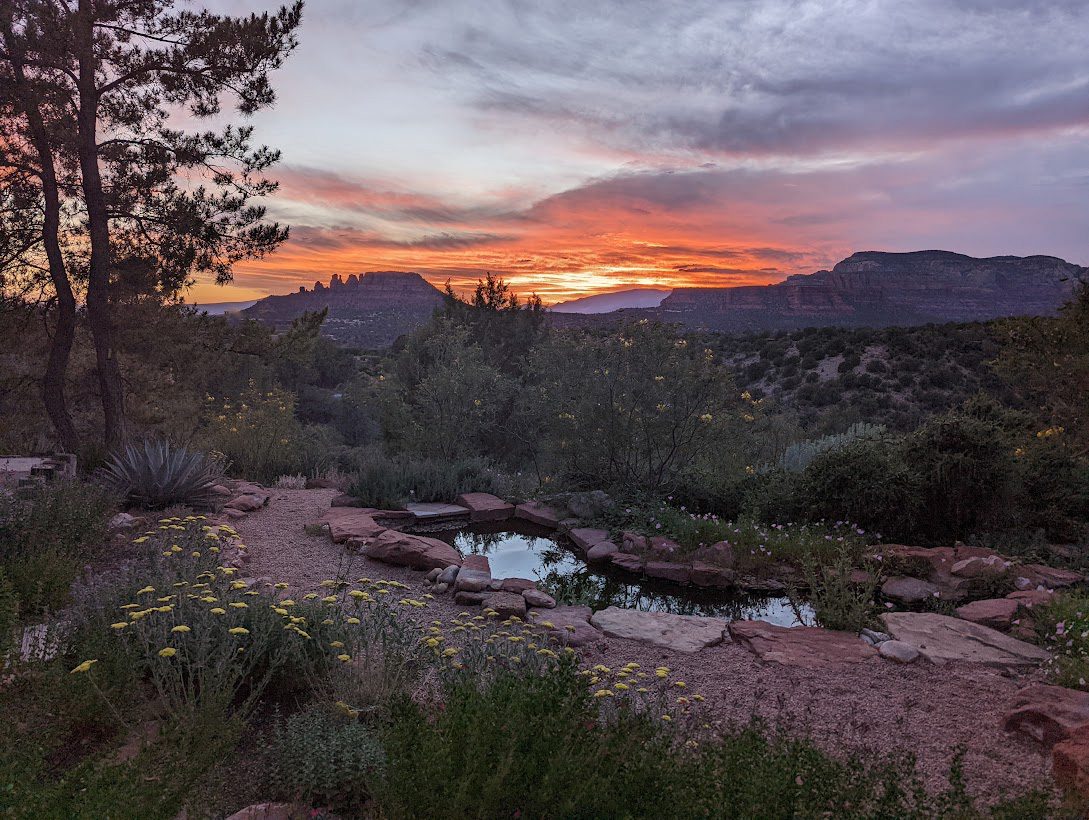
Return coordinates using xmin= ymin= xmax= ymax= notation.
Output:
xmin=235 ymin=488 xmax=1055 ymax=803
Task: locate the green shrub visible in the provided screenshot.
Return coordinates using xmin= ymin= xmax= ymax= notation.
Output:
xmin=373 ymin=663 xmax=1050 ymax=819
xmin=0 ymin=480 xmax=117 ymax=615
xmin=267 ymin=705 xmax=384 ymax=810
xmin=99 ymin=439 xmax=224 ymax=509
xmin=801 ymin=438 xmax=920 ymax=541
xmin=347 ymin=450 xmax=513 ymax=508
xmin=0 ymin=570 xmax=17 ymax=655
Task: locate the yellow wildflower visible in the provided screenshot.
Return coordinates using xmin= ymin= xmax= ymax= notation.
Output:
xmin=71 ymin=659 xmax=98 ymax=673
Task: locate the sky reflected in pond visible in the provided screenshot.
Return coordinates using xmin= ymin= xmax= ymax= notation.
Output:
xmin=429 ymin=524 xmax=811 ymax=625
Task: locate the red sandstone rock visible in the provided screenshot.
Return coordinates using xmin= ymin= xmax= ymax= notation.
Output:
xmin=316 ymin=508 xmax=387 ymax=543
xmin=498 ymin=577 xmax=536 ymax=593
xmin=621 ymin=531 xmax=647 ymax=554
xmin=528 ymin=605 xmax=600 ymax=647
xmin=586 ymin=540 xmax=618 ymax=562
xmin=690 ymin=561 xmax=734 ymax=587
xmin=648 ymin=536 xmax=682 ymax=557
xmin=455 ymin=492 xmax=515 ymax=522
xmin=729 ymin=620 xmax=877 ymax=670
xmin=645 ymin=561 xmax=691 ymax=584
xmin=568 ymin=527 xmax=610 ymax=553
xmin=1007 ymin=589 xmax=1055 ymax=610
xmin=514 ymin=501 xmax=562 ymax=528
xmin=610 ymin=552 xmax=645 ymax=573
xmin=955 ymin=598 xmax=1019 ymax=630
xmin=1003 ymin=684 xmax=1089 ymax=748
xmin=363 ymin=529 xmax=462 ymax=571
xmin=1015 ymin=564 xmax=1083 ymax=590
xmin=1052 ymin=725 xmax=1089 ymax=800
xmin=483 ymin=591 xmax=527 ymax=620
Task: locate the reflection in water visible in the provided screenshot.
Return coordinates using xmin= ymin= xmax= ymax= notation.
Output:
xmin=429 ymin=523 xmax=811 ymax=626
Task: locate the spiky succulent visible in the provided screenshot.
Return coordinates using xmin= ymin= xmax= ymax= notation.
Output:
xmin=99 ymin=439 xmax=225 ymax=509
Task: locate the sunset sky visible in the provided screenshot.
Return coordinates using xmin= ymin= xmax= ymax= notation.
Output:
xmin=191 ymin=0 xmax=1089 ymax=305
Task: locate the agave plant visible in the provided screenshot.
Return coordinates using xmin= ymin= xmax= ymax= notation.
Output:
xmin=98 ymin=439 xmax=225 ymax=509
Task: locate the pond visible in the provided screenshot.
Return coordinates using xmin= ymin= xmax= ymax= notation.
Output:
xmin=427 ymin=521 xmax=811 ymax=625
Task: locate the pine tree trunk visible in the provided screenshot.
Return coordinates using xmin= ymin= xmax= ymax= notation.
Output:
xmin=75 ymin=0 xmax=126 ymax=450
xmin=0 ymin=14 xmax=80 ymax=453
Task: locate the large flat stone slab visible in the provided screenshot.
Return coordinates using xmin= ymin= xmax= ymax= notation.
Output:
xmin=363 ymin=529 xmax=463 ymax=571
xmin=590 ymin=606 xmax=728 ymax=653
xmin=455 ymin=554 xmax=491 ymax=592
xmin=455 ymin=492 xmax=515 ymax=522
xmin=528 ymin=605 xmax=601 ymax=647
xmin=729 ymin=620 xmax=877 ymax=670
xmin=881 ymin=611 xmax=1050 ymax=667
xmin=405 ymin=502 xmax=470 ymax=522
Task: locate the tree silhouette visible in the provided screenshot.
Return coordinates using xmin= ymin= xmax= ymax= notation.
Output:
xmin=0 ymin=0 xmax=302 ymax=448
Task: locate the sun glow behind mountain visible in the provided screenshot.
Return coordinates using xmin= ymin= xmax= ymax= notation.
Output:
xmin=189 ymin=0 xmax=1089 ymax=305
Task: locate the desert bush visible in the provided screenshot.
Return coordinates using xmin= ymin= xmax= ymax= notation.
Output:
xmin=202 ymin=382 xmax=340 ymax=483
xmin=776 ymin=422 xmax=886 ymax=473
xmin=99 ymin=438 xmax=224 ymax=509
xmin=267 ymin=705 xmax=384 ymax=809
xmin=531 ymin=322 xmax=745 ymax=493
xmin=0 ymin=570 xmax=17 ymax=654
xmin=347 ymin=450 xmax=513 ymax=508
xmin=0 ymin=480 xmax=117 ymax=615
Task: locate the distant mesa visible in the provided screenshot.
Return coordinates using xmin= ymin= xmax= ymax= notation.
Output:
xmin=239 ymin=251 xmax=1087 ymax=348
xmin=550 ymin=288 xmax=671 ymax=314
xmin=241 ymin=271 xmax=445 ymax=348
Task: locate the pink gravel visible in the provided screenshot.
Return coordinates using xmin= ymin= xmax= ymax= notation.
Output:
xmin=236 ymin=488 xmax=1057 ymax=803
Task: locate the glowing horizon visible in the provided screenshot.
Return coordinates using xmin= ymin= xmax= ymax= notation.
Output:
xmin=189 ymin=1 xmax=1089 ymax=305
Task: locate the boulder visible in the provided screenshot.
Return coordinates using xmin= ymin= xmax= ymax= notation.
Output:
xmin=955 ymin=598 xmax=1019 ymax=630
xmin=330 ymin=493 xmax=364 ymax=507
xmin=515 ymin=502 xmax=562 ymax=529
xmin=425 ymin=567 xmax=442 ymax=583
xmin=729 ymin=620 xmax=877 ymax=670
xmin=317 ymin=509 xmax=387 ymax=544
xmin=648 ymin=536 xmax=682 ymax=558
xmin=210 ymin=484 xmax=232 ymax=497
xmin=645 ymin=561 xmax=691 ymax=585
xmin=586 ymin=541 xmax=619 ymax=562
xmin=620 ymin=531 xmax=648 ymax=554
xmin=528 ymin=605 xmax=601 ymax=647
xmin=881 ymin=612 xmax=1050 ymax=667
xmin=590 ymin=607 xmax=728 ymax=653
xmin=1052 ymin=725 xmax=1089 ymax=801
xmin=455 ymin=554 xmax=491 ymax=592
xmin=233 ymin=483 xmax=270 ymax=503
xmin=437 ymin=565 xmax=460 ymax=586
xmin=1006 ymin=589 xmax=1055 ymax=610
xmin=454 ymin=590 xmax=485 ymax=606
xmin=433 ymin=582 xmax=449 ymax=594
xmin=523 ymin=588 xmax=556 ymax=608
xmin=498 ymin=577 xmax=536 ymax=593
xmin=455 ymin=492 xmax=515 ymax=523
xmin=610 ymin=552 xmax=645 ymax=573
xmin=108 ymin=512 xmax=136 ymax=531
xmin=226 ymin=494 xmax=265 ymax=512
xmin=565 ymin=490 xmax=613 ymax=520
xmin=695 ymin=540 xmax=735 ymax=568
xmin=1015 ymin=564 xmax=1083 ymax=590
xmin=878 ymin=640 xmax=920 ymax=664
xmin=951 ymin=555 xmax=1010 ymax=579
xmin=483 ymin=591 xmax=527 ymax=620
xmin=568 ymin=528 xmax=610 ymax=554
xmin=363 ymin=529 xmax=462 ymax=571
xmin=881 ymin=576 xmax=940 ymax=605
xmin=1003 ymin=684 xmax=1089 ymax=747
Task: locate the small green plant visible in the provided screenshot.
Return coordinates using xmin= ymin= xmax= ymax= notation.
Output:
xmin=99 ymin=439 xmax=224 ymax=509
xmin=267 ymin=705 xmax=384 ymax=809
xmin=0 ymin=570 xmax=17 ymax=655
xmin=1036 ymin=591 xmax=1089 ymax=691
xmin=0 ymin=479 xmax=117 ymax=615
xmin=794 ymin=545 xmax=880 ymax=632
